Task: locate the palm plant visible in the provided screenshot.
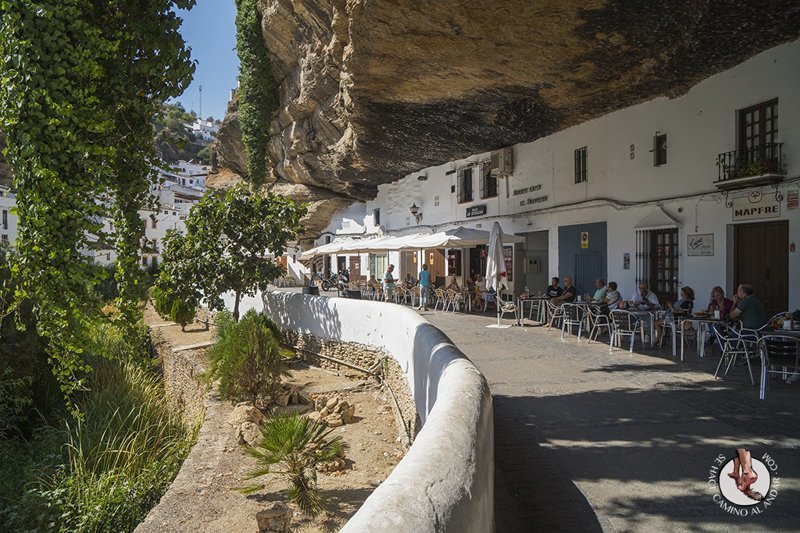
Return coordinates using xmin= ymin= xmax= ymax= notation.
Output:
xmin=242 ymin=413 xmax=346 ymax=516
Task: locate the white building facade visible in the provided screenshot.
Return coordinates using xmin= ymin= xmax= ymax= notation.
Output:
xmin=301 ymin=39 xmax=800 ymax=317
xmin=0 ymin=186 xmax=17 ymax=247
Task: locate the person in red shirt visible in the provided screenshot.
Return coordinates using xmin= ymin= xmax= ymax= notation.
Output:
xmin=705 ymin=286 xmax=734 ymax=317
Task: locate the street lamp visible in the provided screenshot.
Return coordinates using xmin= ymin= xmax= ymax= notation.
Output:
xmin=409 ymin=203 xmax=422 ymax=224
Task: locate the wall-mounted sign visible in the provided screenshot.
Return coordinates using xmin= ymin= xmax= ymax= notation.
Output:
xmin=503 ymin=246 xmax=513 ymax=282
xmin=787 ymin=190 xmax=798 ymax=210
xmin=513 ymin=184 xmax=543 ymax=196
xmin=623 ymin=253 xmax=630 ymax=270
xmin=687 ymin=233 xmax=714 ymax=256
xmin=732 ymin=191 xmax=781 ymax=221
xmin=466 ymin=204 xmax=487 ymax=218
xmin=519 ymin=195 xmax=549 ymax=207
xmin=580 ymin=231 xmax=589 ymax=249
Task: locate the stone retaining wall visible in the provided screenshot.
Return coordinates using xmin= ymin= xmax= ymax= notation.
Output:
xmin=284 ymin=332 xmax=421 ymax=445
xmin=262 ymin=291 xmax=494 ymax=532
xmin=152 ymin=331 xmax=208 ymax=429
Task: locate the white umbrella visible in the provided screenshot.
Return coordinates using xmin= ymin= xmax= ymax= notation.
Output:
xmin=486 ymin=221 xmax=511 ymax=327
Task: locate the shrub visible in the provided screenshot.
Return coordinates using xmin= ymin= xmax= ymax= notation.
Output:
xmin=169 ymin=298 xmax=196 ymax=332
xmin=208 ymin=309 xmax=292 ymax=405
xmin=242 ymin=413 xmax=346 ymax=516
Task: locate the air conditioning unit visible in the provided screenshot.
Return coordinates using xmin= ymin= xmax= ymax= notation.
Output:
xmin=490 ymin=147 xmax=513 ymax=177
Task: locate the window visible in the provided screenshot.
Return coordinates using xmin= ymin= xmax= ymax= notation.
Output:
xmin=2 ymin=209 xmax=7 ymax=230
xmin=1 ymin=234 xmax=7 ymax=243
xmin=151 ymin=217 xmax=157 ymax=229
xmin=574 ymin=147 xmax=587 ymax=183
xmin=447 ymin=249 xmax=462 ymax=276
xmin=373 ymin=208 xmax=380 ymax=226
xmin=479 ymin=166 xmax=498 ymax=199
xmin=457 ymin=167 xmax=474 ymax=203
xmin=142 ymin=256 xmax=148 ymax=266
xmin=653 ymin=133 xmax=667 ymax=166
xmin=738 ymin=99 xmax=779 ymax=166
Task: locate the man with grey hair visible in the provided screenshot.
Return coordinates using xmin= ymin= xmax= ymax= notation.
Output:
xmin=592 ymin=278 xmax=607 ymax=302
xmin=383 ymin=264 xmax=397 ymax=302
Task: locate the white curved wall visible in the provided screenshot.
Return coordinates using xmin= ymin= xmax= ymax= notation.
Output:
xmin=262 ymin=291 xmax=494 ymax=532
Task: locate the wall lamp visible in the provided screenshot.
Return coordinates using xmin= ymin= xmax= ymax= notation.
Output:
xmin=409 ymin=203 xmax=422 ymax=224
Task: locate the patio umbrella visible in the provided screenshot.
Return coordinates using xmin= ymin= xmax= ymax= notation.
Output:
xmin=486 ymin=221 xmax=510 ymax=327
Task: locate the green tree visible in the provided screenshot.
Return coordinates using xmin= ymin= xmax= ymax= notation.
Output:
xmin=158 ymin=184 xmax=305 ymax=321
xmin=208 ymin=309 xmax=292 ymax=404
xmin=242 ymin=413 xmax=346 ymax=516
xmin=0 ymin=1 xmax=195 ymax=406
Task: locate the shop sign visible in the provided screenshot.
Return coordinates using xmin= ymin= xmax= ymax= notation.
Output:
xmin=623 ymin=253 xmax=630 ymax=270
xmin=787 ymin=190 xmax=798 ymax=210
xmin=732 ymin=192 xmax=780 ymax=221
xmin=687 ymin=233 xmax=714 ymax=256
xmin=580 ymin=231 xmax=589 ymax=249
xmin=466 ymin=204 xmax=487 ymax=217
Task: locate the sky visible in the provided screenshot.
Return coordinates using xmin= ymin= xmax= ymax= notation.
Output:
xmin=172 ymin=0 xmax=239 ymax=121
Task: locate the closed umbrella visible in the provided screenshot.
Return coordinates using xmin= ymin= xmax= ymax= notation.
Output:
xmin=486 ymin=221 xmax=510 ymax=327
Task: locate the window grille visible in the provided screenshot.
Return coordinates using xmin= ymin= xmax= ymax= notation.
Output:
xmin=653 ymin=134 xmax=667 ymax=166
xmin=636 ymin=228 xmax=679 ymax=303
xmin=457 ymin=168 xmax=474 ymax=203
xmin=479 ymin=166 xmax=498 ymax=199
xmin=574 ymin=147 xmax=588 ymax=183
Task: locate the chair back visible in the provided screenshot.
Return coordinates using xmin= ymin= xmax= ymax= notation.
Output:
xmin=610 ymin=309 xmax=638 ymax=332
xmin=563 ymin=303 xmax=583 ymax=322
xmin=760 ymin=334 xmax=800 ymax=366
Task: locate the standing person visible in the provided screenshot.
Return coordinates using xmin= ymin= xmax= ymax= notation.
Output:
xmin=730 ymin=283 xmax=767 ymax=331
xmin=383 ymin=264 xmax=397 ymax=303
xmin=418 ymin=264 xmax=431 ymax=311
xmin=545 ymin=277 xmax=563 ymax=298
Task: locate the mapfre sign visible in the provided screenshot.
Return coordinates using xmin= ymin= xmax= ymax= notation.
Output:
xmin=732 ymin=192 xmax=781 ymax=221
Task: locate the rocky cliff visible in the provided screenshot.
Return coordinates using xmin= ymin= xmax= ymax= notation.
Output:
xmin=213 ymin=0 xmax=800 ymax=238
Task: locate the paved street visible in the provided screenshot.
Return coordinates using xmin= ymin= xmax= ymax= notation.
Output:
xmin=423 ymin=310 xmax=800 ymax=532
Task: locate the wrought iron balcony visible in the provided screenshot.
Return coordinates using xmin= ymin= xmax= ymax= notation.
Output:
xmin=715 ymin=142 xmax=785 ymax=190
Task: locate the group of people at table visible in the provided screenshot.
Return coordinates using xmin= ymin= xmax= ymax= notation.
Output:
xmin=523 ymin=276 xmax=774 ymax=344
xmin=368 ymin=265 xmax=774 ymax=338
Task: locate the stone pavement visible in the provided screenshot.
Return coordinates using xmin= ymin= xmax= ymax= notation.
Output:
xmin=422 ymin=310 xmax=800 ymax=532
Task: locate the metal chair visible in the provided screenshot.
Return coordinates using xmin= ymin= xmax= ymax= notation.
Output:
xmin=433 ymin=288 xmax=447 ymax=311
xmin=561 ymin=303 xmax=585 ymax=339
xmin=712 ymin=322 xmax=757 ymax=385
xmin=609 ymin=309 xmax=642 ymax=353
xmin=496 ymin=293 xmax=517 ymax=321
xmin=658 ymin=311 xmax=696 ymax=356
xmin=545 ymin=300 xmax=565 ymax=331
xmin=758 ymin=334 xmax=800 ymax=400
xmin=587 ymin=305 xmax=610 ymax=344
xmin=445 ymin=289 xmax=464 ymax=312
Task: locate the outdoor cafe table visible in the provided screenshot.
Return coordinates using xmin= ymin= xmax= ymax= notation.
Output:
xmin=626 ymin=306 xmax=660 ymax=349
xmin=677 ymin=315 xmax=728 ymax=361
xmin=516 ymin=296 xmax=549 ymax=325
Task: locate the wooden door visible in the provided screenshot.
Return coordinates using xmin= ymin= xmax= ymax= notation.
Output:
xmin=734 ymin=220 xmax=788 ymax=318
xmin=349 ymin=256 xmax=362 ymax=280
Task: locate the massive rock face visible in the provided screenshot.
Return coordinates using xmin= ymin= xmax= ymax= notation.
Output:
xmin=214 ymin=0 xmax=800 ymax=238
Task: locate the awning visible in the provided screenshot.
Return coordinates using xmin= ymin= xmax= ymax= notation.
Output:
xmin=298 ymin=226 xmax=523 ymax=259
xmin=634 ymin=206 xmax=681 ymax=230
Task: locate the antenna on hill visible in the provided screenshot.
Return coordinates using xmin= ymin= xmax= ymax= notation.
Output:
xmin=198 ymin=85 xmax=203 ymax=119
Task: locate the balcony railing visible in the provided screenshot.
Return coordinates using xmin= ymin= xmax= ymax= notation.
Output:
xmin=716 ymin=142 xmax=784 ymax=183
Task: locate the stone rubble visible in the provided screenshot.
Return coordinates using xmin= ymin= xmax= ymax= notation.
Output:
xmin=255 ymin=502 xmax=292 ymax=533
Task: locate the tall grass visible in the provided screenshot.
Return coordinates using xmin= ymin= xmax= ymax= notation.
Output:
xmin=0 ymin=323 xmax=196 ymax=532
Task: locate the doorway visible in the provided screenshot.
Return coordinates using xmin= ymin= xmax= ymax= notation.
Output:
xmin=734 ymin=220 xmax=788 ymax=318
xmin=401 ymin=251 xmax=417 ymax=280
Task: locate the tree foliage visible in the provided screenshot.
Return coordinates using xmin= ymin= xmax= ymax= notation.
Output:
xmin=235 ymin=0 xmax=277 ymax=187
xmin=155 ymin=183 xmax=306 ymax=321
xmin=0 ymin=0 xmax=195 ymax=407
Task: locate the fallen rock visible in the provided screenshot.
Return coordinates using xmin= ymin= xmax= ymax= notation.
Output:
xmin=325 ymin=413 xmax=344 ymax=427
xmin=318 ymin=457 xmax=346 ymax=473
xmin=325 ymin=396 xmax=340 ymax=410
xmin=237 ymin=422 xmax=262 ymax=446
xmin=305 ymin=411 xmax=322 ymax=423
xmin=275 ymin=392 xmax=290 ymax=407
xmin=229 ymin=404 xmax=264 ymax=427
xmin=256 ymin=502 xmax=292 ymax=533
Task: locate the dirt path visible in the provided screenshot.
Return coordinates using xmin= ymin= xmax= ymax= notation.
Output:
xmin=138 ymin=309 xmax=403 ymax=532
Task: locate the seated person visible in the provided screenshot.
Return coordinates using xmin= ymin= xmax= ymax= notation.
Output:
xmin=545 ymin=277 xmax=563 ymax=298
xmin=473 ymin=273 xmax=486 ymax=308
xmin=404 ymin=272 xmax=416 ymax=288
xmin=603 ymin=281 xmax=621 ymax=312
xmin=445 ymin=276 xmax=460 ymax=291
xmin=704 ymin=286 xmax=733 ymax=318
xmin=630 ymin=281 xmax=660 ymax=308
xmin=551 ymin=276 xmax=577 ymax=304
xmin=466 ymin=271 xmax=477 ymax=292
xmin=657 ymin=286 xmax=695 ymax=343
xmin=367 ymin=274 xmax=379 ymax=290
xmin=730 ymin=283 xmax=767 ymax=331
xmin=592 ymin=278 xmax=608 ymax=302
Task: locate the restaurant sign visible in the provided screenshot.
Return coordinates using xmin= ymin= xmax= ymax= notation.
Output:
xmin=687 ymin=233 xmax=714 ymax=256
xmin=466 ymin=204 xmax=487 ymax=218
xmin=732 ymin=192 xmax=780 ymax=221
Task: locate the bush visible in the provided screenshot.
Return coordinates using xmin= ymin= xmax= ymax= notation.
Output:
xmin=169 ymin=298 xmax=196 ymax=331
xmin=208 ymin=309 xmax=292 ymax=405
xmin=242 ymin=413 xmax=346 ymax=516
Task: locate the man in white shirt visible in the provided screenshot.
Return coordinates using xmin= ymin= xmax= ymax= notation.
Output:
xmin=631 ymin=281 xmax=660 ymax=308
